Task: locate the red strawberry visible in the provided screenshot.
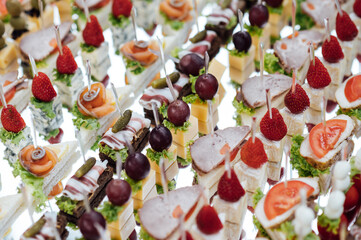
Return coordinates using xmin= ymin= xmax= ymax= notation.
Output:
xmin=83 ymin=15 xmax=104 ymax=47
xmin=240 ymin=137 xmax=268 ymax=168
xmin=344 ymin=185 xmax=359 ymax=213
xmin=322 ymin=36 xmax=344 ymax=63
xmin=336 ymin=10 xmax=358 ymax=42
xmin=217 ymin=169 xmax=245 ymax=202
xmin=112 ymin=0 xmax=132 ymax=18
xmin=178 ymin=232 xmax=193 ymax=240
xmin=196 ymin=205 xmax=223 ymax=235
xmin=306 ymin=57 xmax=331 ymax=89
xmin=260 ymin=108 xmax=287 ymax=141
xmin=48 ymin=128 xmax=64 ymax=144
xmin=353 ymin=174 xmax=361 ymax=196
xmin=56 ymin=46 xmax=78 ymax=74
xmin=284 ymin=84 xmax=310 ymax=114
xmin=355 ymin=0 xmax=361 ymax=18
xmin=1 ymin=105 xmax=26 ymax=133
xmin=32 ymin=72 xmax=57 ymax=102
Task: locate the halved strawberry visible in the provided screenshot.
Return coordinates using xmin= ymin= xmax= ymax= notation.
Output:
xmin=344 ymin=185 xmax=359 ymax=213
xmin=32 ymin=72 xmax=57 ymax=102
xmin=264 ymin=180 xmax=314 ymax=220
xmin=309 ymin=119 xmax=347 ymax=158
xmin=260 ymin=108 xmax=287 ymax=141
xmin=1 ymin=105 xmax=26 ymax=133
xmin=196 ymin=205 xmax=223 ymax=235
xmin=240 ymin=137 xmax=268 ymax=168
xmin=345 ymin=75 xmax=361 ymax=102
xmin=217 ymin=169 xmax=245 ymax=202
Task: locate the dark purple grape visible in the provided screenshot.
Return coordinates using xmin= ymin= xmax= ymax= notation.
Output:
xmin=249 ymin=4 xmax=269 ymax=28
xmin=106 ymin=179 xmax=131 ymax=206
xmin=233 ymin=31 xmax=252 ymax=53
xmin=167 ymin=100 xmax=190 ymax=126
xmin=78 ymin=210 xmax=106 ymax=240
xmin=265 ymin=0 xmax=283 ymax=8
xmin=195 ymin=73 xmax=219 ymax=100
xmin=129 ymin=229 xmax=137 ymax=240
xmin=179 ymin=53 xmax=205 ymax=76
xmin=149 ymin=125 xmax=172 ymax=152
xmin=125 ymin=152 xmax=150 ymax=181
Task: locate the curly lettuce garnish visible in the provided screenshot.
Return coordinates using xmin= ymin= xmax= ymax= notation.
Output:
xmin=122 ymin=170 xmax=143 ymax=193
xmin=99 ymin=144 xmax=128 ymax=162
xmin=72 ymin=103 xmax=100 ymax=130
xmin=337 ymin=108 xmax=361 ymax=121
xmin=30 ymin=96 xmax=56 ymax=119
xmin=318 ymin=213 xmax=341 ymax=235
xmin=146 ymin=148 xmax=174 ymax=165
xmin=53 ymin=69 xmax=74 ymax=87
xmin=56 ymin=195 xmax=78 ymax=215
xmin=97 ymin=201 xmax=125 ymax=223
xmin=0 ymin=127 xmax=26 ymax=145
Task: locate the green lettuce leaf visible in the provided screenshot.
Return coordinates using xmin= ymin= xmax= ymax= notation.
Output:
xmin=159 ymin=11 xmax=184 ymax=30
xmin=13 ymin=160 xmax=47 ymax=212
xmin=53 ymin=69 xmax=74 ymax=87
xmin=97 ymin=201 xmax=125 ymax=223
xmin=337 ymin=108 xmax=361 ymax=121
xmin=56 ymin=195 xmax=78 ymax=215
xmin=40 ymin=128 xmax=59 ymax=141
xmin=191 ymin=168 xmax=198 ymax=184
xmin=228 ymin=49 xmax=250 ymax=57
xmin=225 ymin=15 xmax=237 ymax=30
xmin=277 ymin=221 xmax=297 ymax=240
xmin=171 ymin=47 xmax=181 ymax=59
xmin=108 ymin=13 xmax=130 ymax=28
xmin=139 ymin=226 xmax=155 ymax=240
xmin=80 ymin=42 xmax=96 ymax=53
xmin=0 ymin=127 xmax=26 ymax=145
xmin=30 ymin=97 xmax=56 ymax=119
xmin=124 ymin=57 xmax=146 ymax=75
xmin=185 ymin=140 xmax=194 ymax=166
xmin=2 ymin=14 xmax=10 ymax=23
xmin=244 ymin=24 xmax=263 ymax=37
xmin=290 ymin=135 xmax=329 ymax=177
xmin=99 ymin=144 xmax=128 ymax=162
xmin=177 ymin=156 xmax=191 ymax=167
xmin=183 ymin=68 xmax=210 ymax=104
xmin=159 ymin=103 xmax=168 ymax=119
xmin=271 ymin=35 xmax=281 ymax=45
xmin=122 ymin=170 xmax=143 ymax=193
xmin=36 ymin=59 xmax=48 ymax=69
xmin=67 ymin=221 xmax=78 ymax=230
xmin=146 ymin=148 xmax=174 ymax=165
xmin=163 ymin=119 xmax=191 ymax=134
xmin=156 ymin=179 xmax=176 ymax=194
xmin=72 ymin=103 xmax=100 ymax=130
xmin=296 ymin=0 xmax=315 ymax=30
xmin=318 ymin=213 xmax=341 ymax=235
xmin=253 ymin=215 xmax=271 ymax=239
xmin=90 ymin=135 xmax=102 ymax=151
xmin=264 ymin=53 xmax=288 ymax=75
xmin=134 ymin=209 xmax=140 ymax=224
xmin=267 ymin=5 xmax=283 ymax=14
xmin=253 ymin=187 xmax=264 ymax=207
xmin=232 ymin=98 xmax=255 ymax=116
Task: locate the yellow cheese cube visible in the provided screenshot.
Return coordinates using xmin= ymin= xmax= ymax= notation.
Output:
xmin=0 ymin=42 xmax=17 ymax=70
xmin=229 ymin=61 xmax=255 ymax=85
xmin=218 ymin=82 xmax=226 ymax=103
xmin=198 ymin=110 xmax=219 ymax=135
xmin=53 ymin=0 xmax=72 ymax=22
xmin=108 ymin=200 xmax=133 ymax=230
xmin=268 ymin=10 xmax=286 ymax=26
xmin=133 ymin=185 xmax=157 ymax=210
xmin=155 ymin=160 xmax=179 ymax=185
xmin=108 ymin=214 xmax=136 ymax=240
xmin=132 ymin=170 xmax=156 ymax=200
xmin=283 ymin=0 xmax=292 ymax=18
xmin=228 ymin=45 xmax=256 ymax=72
xmin=209 ymin=59 xmax=226 ymax=81
xmin=252 ymin=23 xmax=271 ymax=61
xmin=173 ymin=139 xmax=196 ymax=159
xmin=191 ymin=94 xmax=219 ymax=122
xmin=171 ymin=115 xmax=198 ymax=147
xmin=149 ymin=145 xmax=177 ymax=173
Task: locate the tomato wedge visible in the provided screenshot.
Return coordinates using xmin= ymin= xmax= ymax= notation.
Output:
xmin=345 ymin=75 xmax=361 ymax=102
xmin=309 ymin=119 xmax=347 ymax=158
xmin=264 ymin=180 xmax=314 ymax=220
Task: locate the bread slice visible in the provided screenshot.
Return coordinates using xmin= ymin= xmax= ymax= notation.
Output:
xmin=300 ymin=115 xmax=355 ymax=170
xmin=0 ymin=194 xmax=26 ymax=238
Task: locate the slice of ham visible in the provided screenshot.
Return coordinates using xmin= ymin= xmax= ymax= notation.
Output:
xmin=239 ymin=74 xmax=292 ymax=109
xmin=20 ymin=22 xmax=72 ymax=61
xmin=191 ymin=126 xmax=250 ymax=173
xmin=74 ymin=0 xmax=109 ymax=10
xmin=139 ymin=185 xmax=203 ymax=240
xmin=274 ymin=30 xmax=325 ymax=73
xmin=301 ymin=0 xmax=337 ymax=27
xmin=178 ymin=31 xmax=217 ymax=59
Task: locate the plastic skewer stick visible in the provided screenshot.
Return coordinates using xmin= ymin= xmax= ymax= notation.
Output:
xmin=284 ymin=149 xmax=289 ymax=189
xmin=335 ymin=0 xmax=343 ymax=16
xmin=30 ymin=114 xmax=38 ymax=150
xmin=39 ymin=0 xmax=44 ymax=29
xmin=238 ymin=9 xmax=243 ymax=32
xmin=178 ymin=213 xmax=186 ymax=240
xmin=53 ymin=25 xmax=63 ymax=55
xmin=300 ymin=188 xmax=307 ymax=206
xmin=192 ymin=0 xmax=199 ymax=33
xmin=86 ymin=60 xmax=92 ymax=93
xmin=110 ymin=83 xmax=122 ymax=114
xmin=159 ymin=158 xmax=169 ymax=203
xmin=53 ymin=6 xmax=61 ymax=26
xmin=94 ymin=222 xmax=109 ymax=240
xmin=266 ymin=89 xmax=272 ymax=119
xmin=292 ymin=69 xmax=296 ymax=93
xmin=124 ymin=137 xmax=135 ymax=155
xmin=152 ymin=102 xmax=160 ymax=127
xmin=324 ymin=18 xmax=331 ymax=42
xmin=251 ymin=117 xmax=256 ymax=143
xmin=116 ymin=152 xmax=123 ymax=179
xmin=21 ymin=183 xmax=34 ymax=224
xmin=81 ymin=0 xmax=90 ymax=22
xmin=29 ymin=55 xmax=38 ymax=76
xmin=83 ymin=192 xmax=91 ymax=212
xmin=225 ymin=148 xmax=231 ymax=179
xmin=75 ymin=128 xmax=87 ymax=163
xmin=342 ymin=144 xmax=348 ymax=161
xmin=131 ymin=8 xmax=139 ymax=44
xmin=322 ymin=94 xmax=327 ymax=134
xmin=0 ymin=84 xmax=7 ymax=108
xmin=46 ymin=213 xmax=61 ymax=240
xmin=259 ymin=42 xmax=265 ymax=92
xmin=309 ymin=42 xmax=315 ymax=66
xmin=292 ymin=0 xmax=296 ymax=39
xmin=157 ymin=37 xmax=177 ymax=101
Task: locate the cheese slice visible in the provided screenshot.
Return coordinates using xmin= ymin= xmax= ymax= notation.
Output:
xmin=171 ymin=115 xmax=198 ymax=147
xmin=191 ymin=94 xmax=219 ymax=122
xmin=132 ymin=170 xmax=156 ymax=200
